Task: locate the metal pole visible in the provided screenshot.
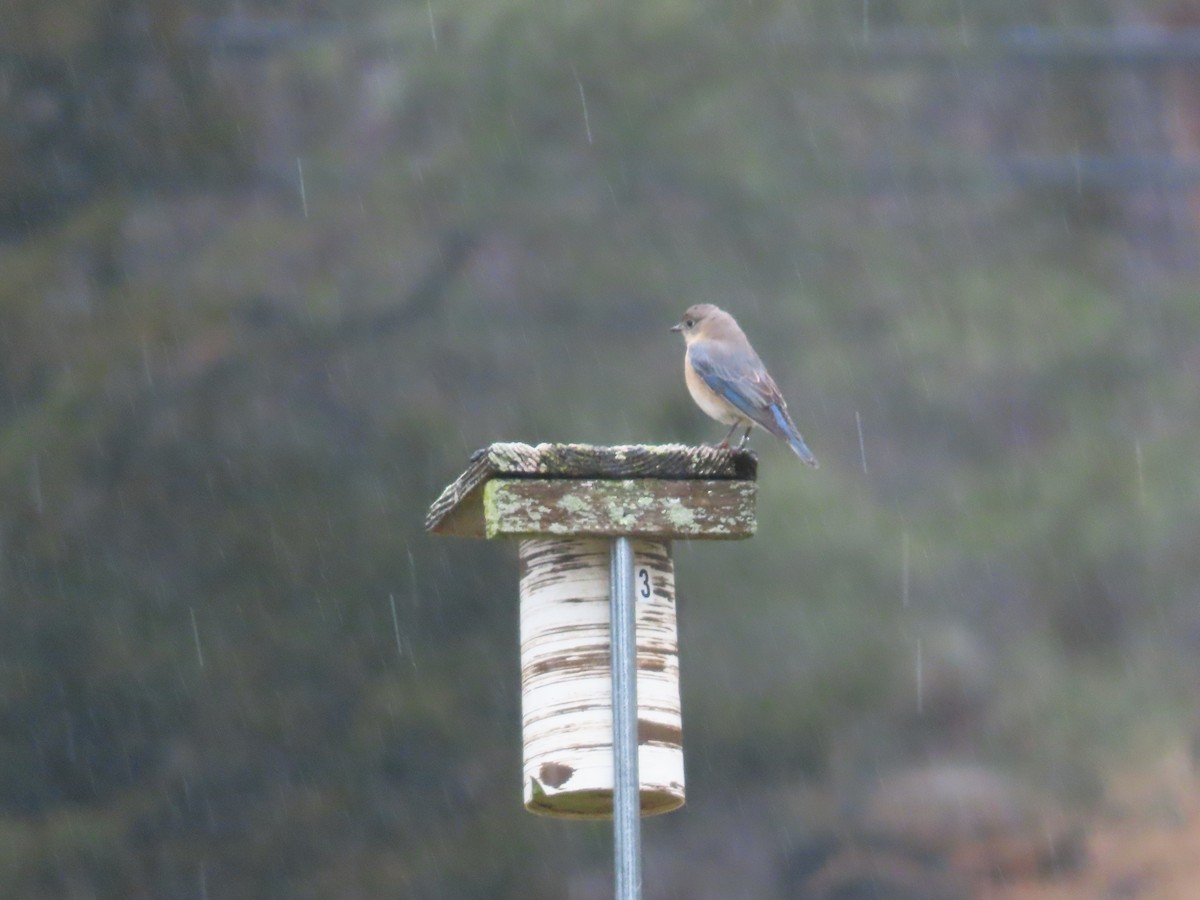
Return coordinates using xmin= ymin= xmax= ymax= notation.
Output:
xmin=610 ymin=536 xmax=641 ymax=900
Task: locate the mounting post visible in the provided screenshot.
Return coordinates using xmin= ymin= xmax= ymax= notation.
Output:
xmin=610 ymin=535 xmax=640 ymax=899
xmin=426 ymin=443 xmax=758 ymax=898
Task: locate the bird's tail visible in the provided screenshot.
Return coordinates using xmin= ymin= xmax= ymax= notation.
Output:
xmin=767 ymin=404 xmax=819 ymax=467
xmin=786 ymin=430 xmax=819 ymax=467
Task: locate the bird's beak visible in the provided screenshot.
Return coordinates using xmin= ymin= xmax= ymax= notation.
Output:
xmin=670 ymin=322 xmax=683 ymax=333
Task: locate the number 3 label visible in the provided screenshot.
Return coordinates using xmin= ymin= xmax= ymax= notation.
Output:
xmin=637 ymin=568 xmax=651 ymax=600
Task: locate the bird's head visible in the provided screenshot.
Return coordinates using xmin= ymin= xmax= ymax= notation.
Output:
xmin=671 ymin=303 xmax=735 ymax=344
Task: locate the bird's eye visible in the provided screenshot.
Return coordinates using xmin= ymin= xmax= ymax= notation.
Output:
xmin=685 ymin=319 xmax=695 ymax=328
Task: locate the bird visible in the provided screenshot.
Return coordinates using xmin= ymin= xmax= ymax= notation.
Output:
xmin=671 ymin=303 xmax=818 ymax=466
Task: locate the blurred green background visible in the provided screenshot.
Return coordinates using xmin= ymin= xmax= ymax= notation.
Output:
xmin=3 ymin=0 xmax=1200 ymax=896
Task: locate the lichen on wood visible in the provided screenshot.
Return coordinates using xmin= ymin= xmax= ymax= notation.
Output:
xmin=426 ymin=442 xmax=757 ymax=538
xmin=483 ymin=478 xmax=756 ymax=539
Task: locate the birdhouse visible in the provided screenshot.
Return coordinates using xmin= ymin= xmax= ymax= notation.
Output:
xmin=425 ymin=443 xmax=757 ymax=819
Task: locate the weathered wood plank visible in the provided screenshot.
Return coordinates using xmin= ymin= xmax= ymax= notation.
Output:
xmin=482 ymin=478 xmax=756 ymax=540
xmin=425 ymin=443 xmax=757 ymax=537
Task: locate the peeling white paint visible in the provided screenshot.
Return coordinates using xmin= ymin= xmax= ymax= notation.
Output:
xmin=519 ymin=536 xmax=685 ymax=818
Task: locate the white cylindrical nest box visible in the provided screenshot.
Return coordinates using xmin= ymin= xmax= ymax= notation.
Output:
xmin=519 ymin=536 xmax=684 ymax=818
xmin=425 ymin=443 xmax=758 ymax=819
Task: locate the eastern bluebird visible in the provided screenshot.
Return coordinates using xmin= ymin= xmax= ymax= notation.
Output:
xmin=672 ymin=304 xmax=818 ymax=466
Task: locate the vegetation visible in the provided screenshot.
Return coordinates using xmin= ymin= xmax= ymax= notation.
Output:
xmin=2 ymin=0 xmax=1199 ymax=895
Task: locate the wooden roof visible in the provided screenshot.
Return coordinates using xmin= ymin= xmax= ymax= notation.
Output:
xmin=425 ymin=443 xmax=758 ymax=539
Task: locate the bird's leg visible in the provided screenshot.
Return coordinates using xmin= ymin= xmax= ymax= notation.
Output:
xmin=737 ymin=426 xmax=753 ymax=449
xmin=716 ymin=422 xmax=740 ymax=448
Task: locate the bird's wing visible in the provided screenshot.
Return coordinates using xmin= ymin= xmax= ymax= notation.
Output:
xmin=688 ymin=340 xmax=787 ymax=432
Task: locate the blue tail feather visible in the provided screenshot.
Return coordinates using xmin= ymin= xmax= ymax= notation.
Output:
xmin=786 ymin=431 xmax=818 ymax=467
xmin=769 ymin=404 xmax=818 ymax=467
